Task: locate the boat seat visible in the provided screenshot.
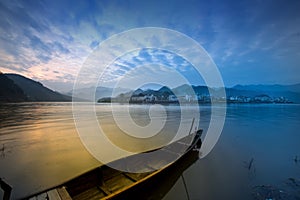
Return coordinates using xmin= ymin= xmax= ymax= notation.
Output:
xmin=57 ymin=187 xmax=72 ymax=200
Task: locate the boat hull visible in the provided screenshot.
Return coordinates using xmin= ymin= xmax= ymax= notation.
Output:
xmin=24 ymin=130 xmax=202 ymax=200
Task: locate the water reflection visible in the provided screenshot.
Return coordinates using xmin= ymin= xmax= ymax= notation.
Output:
xmin=0 ymin=103 xmax=299 ymax=199
xmin=164 ymin=104 xmax=300 ymax=200
xmin=0 ymin=103 xmax=100 ymax=199
xmin=0 ymin=103 xmax=208 ymax=199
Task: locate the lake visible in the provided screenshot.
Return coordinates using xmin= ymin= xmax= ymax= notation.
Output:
xmin=0 ymin=103 xmax=300 ymax=199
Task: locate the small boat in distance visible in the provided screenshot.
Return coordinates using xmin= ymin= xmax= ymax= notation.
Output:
xmin=23 ymin=129 xmax=203 ymax=200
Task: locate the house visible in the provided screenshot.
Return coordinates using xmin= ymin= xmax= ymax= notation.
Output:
xmin=168 ymin=95 xmax=178 ymax=102
xmin=130 ymin=93 xmax=146 ymax=102
xmin=145 ymin=94 xmax=157 ymax=102
xmin=254 ymin=94 xmax=273 ymax=103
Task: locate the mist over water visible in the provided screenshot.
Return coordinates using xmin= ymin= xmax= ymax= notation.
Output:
xmin=0 ymin=103 xmax=299 ymax=199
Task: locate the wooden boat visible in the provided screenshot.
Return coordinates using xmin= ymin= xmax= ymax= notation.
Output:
xmin=22 ymin=129 xmax=202 ymax=200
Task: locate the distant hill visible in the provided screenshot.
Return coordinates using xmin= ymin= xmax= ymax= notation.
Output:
xmin=70 ymin=86 xmax=131 ymax=101
xmin=3 ymin=72 xmax=298 ymax=103
xmin=0 ymin=73 xmax=28 ymax=102
xmin=4 ymin=73 xmax=71 ymax=102
xmin=232 ymin=84 xmax=300 ymax=103
xmin=99 ymin=83 xmax=300 ymax=103
xmin=172 ymin=84 xmax=209 ymax=96
xmin=233 ymin=84 xmax=300 ymax=93
xmin=225 ymin=88 xmax=262 ymax=97
xmin=131 ymin=88 xmax=144 ymax=96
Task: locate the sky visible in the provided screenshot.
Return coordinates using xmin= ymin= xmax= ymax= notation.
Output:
xmin=0 ymin=0 xmax=300 ymax=92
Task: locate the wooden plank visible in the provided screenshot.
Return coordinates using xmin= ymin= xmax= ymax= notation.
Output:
xmin=47 ymin=189 xmax=62 ymax=200
xmin=36 ymin=192 xmax=47 ymax=200
xmin=57 ymin=187 xmax=72 ymax=200
xmin=101 ymin=167 xmax=122 ymax=182
xmin=101 ymin=162 xmax=172 ymax=200
xmin=122 ymin=173 xmax=138 ymax=182
xmin=104 ymin=174 xmax=134 ymax=193
xmin=72 ymin=187 xmax=104 ymax=200
xmin=98 ymin=185 xmax=111 ymax=195
xmin=123 ymin=172 xmax=152 ymax=182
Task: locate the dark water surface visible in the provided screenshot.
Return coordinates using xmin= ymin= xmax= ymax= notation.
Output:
xmin=165 ymin=104 xmax=300 ymax=200
xmin=0 ymin=103 xmax=299 ymax=199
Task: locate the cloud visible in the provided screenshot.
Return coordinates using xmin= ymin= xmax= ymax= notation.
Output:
xmin=97 ymin=48 xmax=204 ymax=88
xmin=0 ymin=0 xmax=92 ymax=87
xmin=89 ymin=40 xmax=99 ymax=49
xmin=112 ymin=64 xmax=189 ymax=90
xmin=0 ymin=0 xmax=299 ymax=91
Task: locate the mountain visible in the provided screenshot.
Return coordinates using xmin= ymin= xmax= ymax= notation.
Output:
xmin=226 ymin=88 xmax=262 ymax=97
xmin=132 ymin=88 xmax=144 ymax=96
xmin=103 ymin=82 xmax=300 ymax=103
xmin=4 ymin=73 xmax=71 ymax=102
xmin=232 ymin=84 xmax=300 ymax=103
xmin=172 ymin=84 xmax=193 ymax=95
xmin=172 ymin=84 xmax=210 ymax=96
xmin=70 ymin=86 xmax=131 ymax=101
xmin=0 ymin=73 xmax=28 ymax=102
xmin=158 ymin=86 xmax=174 ymax=94
xmin=233 ymin=84 xmax=300 ymax=93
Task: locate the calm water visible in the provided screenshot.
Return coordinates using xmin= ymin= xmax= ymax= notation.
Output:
xmin=0 ymin=103 xmax=300 ymax=199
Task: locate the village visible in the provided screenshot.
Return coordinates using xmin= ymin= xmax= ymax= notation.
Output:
xmin=99 ymin=91 xmax=292 ymax=104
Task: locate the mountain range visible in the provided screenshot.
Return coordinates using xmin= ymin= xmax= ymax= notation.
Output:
xmin=227 ymin=84 xmax=300 ymax=103
xmin=68 ymin=86 xmax=131 ymax=101
xmin=0 ymin=73 xmax=71 ymax=102
xmin=1 ymin=73 xmax=300 ymax=103
xmin=99 ymin=83 xmax=300 ymax=103
xmin=0 ymin=73 xmax=28 ymax=102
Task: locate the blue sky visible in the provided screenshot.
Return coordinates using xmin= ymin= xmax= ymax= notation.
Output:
xmin=0 ymin=0 xmax=299 ymax=91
